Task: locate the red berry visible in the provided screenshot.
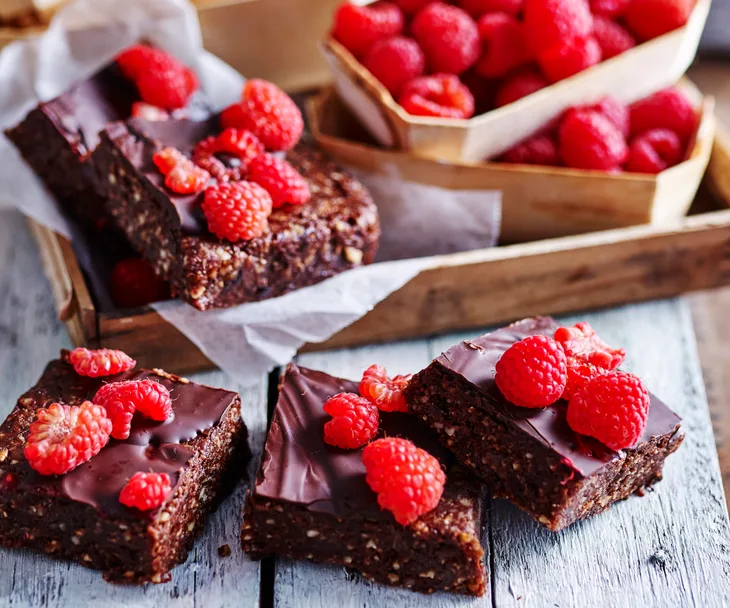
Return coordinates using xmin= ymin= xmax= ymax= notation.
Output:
xmin=362 ymin=437 xmax=445 ymax=525
xmin=494 ymin=69 xmax=548 ymax=107
xmin=192 ymin=136 xmax=245 ymax=183
xmin=24 ymin=402 xmax=112 ymax=476
xmin=458 ymin=0 xmax=523 ymax=17
xmin=523 ymin=0 xmax=593 ymax=55
xmin=215 ymin=128 xmax=264 ymax=167
xmin=589 ymin=0 xmax=629 ymax=17
xmin=323 ymin=392 xmax=379 ymax=449
xmin=165 ymin=162 xmax=210 ymax=195
xmin=502 ymin=134 xmax=559 ymax=165
xmin=626 ymin=128 xmax=683 ymax=174
xmin=399 ymin=74 xmax=475 ymax=119
xmin=93 ymin=383 xmax=134 ymax=440
xmin=393 ymin=0 xmax=432 ymax=14
xmin=592 ymin=16 xmax=636 ymax=60
xmin=119 ymin=472 xmax=172 ymax=511
xmin=562 ymin=357 xmax=609 ymax=401
xmin=364 ymin=36 xmax=425 ymax=97
xmin=153 ymin=147 xmax=187 ymax=175
xmin=332 ymin=1 xmax=404 ymax=58
xmin=625 ymin=0 xmax=692 ymax=42
xmin=554 ymin=322 xmax=626 ymax=369
xmin=202 ymin=181 xmax=272 ymax=242
xmin=475 ymin=13 xmax=532 ymax=79
xmin=359 ymin=364 xmax=412 ymax=413
xmin=116 ymin=45 xmax=172 ymax=81
xmin=567 ymin=371 xmax=650 ymax=450
xmin=220 ymin=103 xmax=248 ymax=131
xmin=247 ymin=153 xmax=311 ymax=208
xmin=559 ymin=109 xmax=629 ymax=170
xmin=131 ymin=102 xmax=169 ymax=121
xmin=234 ymin=80 xmax=304 ymax=151
xmin=538 ymin=35 xmax=601 ymax=83
xmin=411 ymin=2 xmax=481 ymax=75
xmin=110 ymin=258 xmax=169 ymax=309
xmin=94 ymin=379 xmax=172 ymax=440
xmin=136 ymin=66 xmax=197 ymax=111
xmin=69 ymin=347 xmax=136 ymax=378
xmin=582 ymin=96 xmax=630 ymax=138
xmin=629 ymin=87 xmax=697 ymax=140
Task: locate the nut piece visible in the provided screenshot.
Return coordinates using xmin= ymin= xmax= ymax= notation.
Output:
xmin=344 ymin=247 xmax=363 ymax=265
xmin=306 ymin=529 xmax=320 ymax=538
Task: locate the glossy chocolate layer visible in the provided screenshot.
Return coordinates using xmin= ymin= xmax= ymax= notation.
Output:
xmin=435 ymin=316 xmax=682 ymax=476
xmin=255 ymin=364 xmax=450 ymax=518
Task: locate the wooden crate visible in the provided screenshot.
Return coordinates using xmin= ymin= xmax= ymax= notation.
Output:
xmin=27 ymin=128 xmax=730 ymax=374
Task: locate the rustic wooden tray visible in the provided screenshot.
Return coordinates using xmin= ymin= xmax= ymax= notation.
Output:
xmin=28 ymin=128 xmax=730 ymax=374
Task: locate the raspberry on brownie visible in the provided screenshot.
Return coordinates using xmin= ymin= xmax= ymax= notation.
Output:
xmin=242 ymin=364 xmax=488 ymax=596
xmin=404 ymin=317 xmax=684 ymax=531
xmin=0 ymin=350 xmax=250 ymax=583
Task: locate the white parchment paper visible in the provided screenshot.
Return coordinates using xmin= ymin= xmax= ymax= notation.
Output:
xmin=0 ymin=0 xmax=501 ymax=386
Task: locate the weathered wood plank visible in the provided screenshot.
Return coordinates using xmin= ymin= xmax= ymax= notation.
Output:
xmin=0 ymin=211 xmax=267 ymax=607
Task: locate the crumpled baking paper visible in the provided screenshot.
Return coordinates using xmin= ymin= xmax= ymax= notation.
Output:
xmin=0 ymin=0 xmax=501 ymax=386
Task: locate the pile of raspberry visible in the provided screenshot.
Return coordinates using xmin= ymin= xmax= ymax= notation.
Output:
xmin=331 ymin=0 xmax=694 ymax=120
xmin=500 ymin=87 xmax=697 ymax=173
xmin=495 ymin=321 xmax=651 ymax=451
xmin=24 ymin=348 xmax=175 ymax=512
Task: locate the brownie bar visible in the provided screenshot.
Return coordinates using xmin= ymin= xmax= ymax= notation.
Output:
xmin=0 ymin=352 xmax=250 ymax=583
xmin=405 ymin=317 xmax=685 ymax=532
xmin=92 ymin=117 xmax=381 ymax=310
xmin=242 ymin=364 xmax=487 ymax=596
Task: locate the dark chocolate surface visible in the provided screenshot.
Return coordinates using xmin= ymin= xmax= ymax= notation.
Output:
xmin=436 ymin=316 xmax=683 ymax=476
xmin=255 ymin=364 xmax=450 ymax=518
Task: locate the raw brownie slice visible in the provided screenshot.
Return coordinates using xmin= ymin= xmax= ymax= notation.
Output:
xmin=0 ymin=351 xmax=250 ymax=583
xmin=405 ymin=317 xmax=685 ymax=532
xmin=242 ymin=364 xmax=487 ymax=596
xmin=91 ymin=116 xmax=381 ymax=310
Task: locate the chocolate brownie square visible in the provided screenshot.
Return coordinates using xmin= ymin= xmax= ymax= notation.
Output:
xmin=0 ymin=351 xmax=250 ymax=583
xmin=405 ymin=317 xmax=685 ymax=532
xmin=242 ymin=364 xmax=487 ymax=596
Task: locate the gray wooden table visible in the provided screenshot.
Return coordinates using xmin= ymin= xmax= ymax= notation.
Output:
xmin=1 ymin=208 xmax=729 ymax=607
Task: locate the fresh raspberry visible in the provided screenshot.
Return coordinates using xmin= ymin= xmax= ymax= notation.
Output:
xmin=495 ymin=335 xmax=568 ymax=407
xmin=332 ymin=1 xmax=404 ymax=58
xmin=69 ymin=347 xmax=136 ymax=378
xmin=523 ymin=0 xmax=593 ymax=55
xmin=202 ymin=181 xmax=272 ymax=242
xmin=165 ymin=162 xmax=210 ymax=195
xmin=475 ymin=13 xmax=532 ymax=79
xmin=94 ymin=379 xmax=172 ymax=439
xmin=136 ymin=66 xmax=197 ymax=111
xmin=247 ymin=154 xmax=311 ymax=208
xmin=192 ymin=136 xmax=245 ymax=183
xmin=458 ymin=0 xmax=523 ymax=17
xmin=399 ymin=74 xmax=475 ymax=119
xmin=362 ymin=437 xmax=445 ymax=525
xmin=411 ymin=3 xmax=481 ymax=75
xmin=359 ymin=364 xmax=412 ymax=413
xmin=220 ymin=103 xmax=247 ymax=131
xmin=215 ymin=128 xmax=264 ymax=167
xmin=554 ymin=321 xmax=626 ymax=369
xmin=629 ymin=87 xmax=697 ymax=140
xmin=234 ymin=80 xmax=304 ymax=151
xmin=393 ymin=0 xmax=432 ymax=14
xmin=323 ymin=392 xmax=379 ymax=449
xmin=589 ymin=0 xmax=629 ymax=17
xmin=110 ymin=258 xmax=169 ymax=309
xmin=592 ymin=16 xmax=636 ymax=60
xmin=538 ymin=36 xmax=601 ymax=83
xmin=131 ymin=102 xmax=170 ymax=121
xmin=363 ymin=36 xmax=425 ymax=97
xmin=558 ymin=110 xmax=629 ymax=170
xmin=24 ymin=402 xmax=112 ymax=476
xmin=153 ymin=147 xmax=187 ymax=175
xmin=502 ymin=134 xmax=559 ymax=165
xmin=494 ymin=69 xmax=548 ymax=107
xmin=625 ymin=0 xmax=692 ymax=42
xmin=116 ymin=45 xmax=171 ymax=81
xmin=93 ymin=382 xmax=134 ymax=440
xmin=583 ymin=96 xmax=630 ymax=137
xmin=119 ymin=472 xmax=172 ymax=511
xmin=567 ymin=371 xmax=650 ymax=450
xmin=562 ymin=357 xmax=609 ymax=401
xmin=626 ymin=128 xmax=683 ymax=174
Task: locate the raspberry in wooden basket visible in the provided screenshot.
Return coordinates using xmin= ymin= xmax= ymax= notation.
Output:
xmin=475 ymin=13 xmax=532 ymax=79
xmin=589 ymin=0 xmax=629 ymax=18
xmin=363 ymin=36 xmax=425 ymax=97
xmin=202 ymin=181 xmax=272 ymax=242
xmin=119 ymin=472 xmax=172 ymax=511
xmin=411 ymin=2 xmax=481 ymax=75
xmin=459 ymin=0 xmax=523 ymax=17
xmin=323 ymin=392 xmax=379 ymax=449
xmin=502 ymin=134 xmax=559 ymax=166
xmin=247 ymin=153 xmax=311 ymax=208
xmin=523 ymin=0 xmax=593 ymax=55
xmin=592 ymin=16 xmax=636 ymax=60
xmin=558 ymin=109 xmax=629 ymax=171
xmin=494 ymin=69 xmax=548 ymax=107
xmin=24 ymin=402 xmax=112 ymax=475
xmin=399 ymin=74 xmax=475 ymax=119
xmin=538 ymin=35 xmax=601 ymax=83
xmin=583 ymin=96 xmax=630 ymax=138
xmin=69 ymin=347 xmax=136 ymax=378
xmin=332 ymin=1 xmax=404 ymax=58
xmin=629 ymin=87 xmax=697 ymax=140
xmin=110 ymin=258 xmax=169 ymax=309
xmin=359 ymin=364 xmax=412 ymax=413
xmin=626 ymin=129 xmax=683 ymax=174
xmin=393 ymin=0 xmax=431 ymax=14
xmin=567 ymin=371 xmax=650 ymax=450
xmin=362 ymin=437 xmax=446 ymax=525
xmin=94 ymin=379 xmax=172 ymax=440
xmin=625 ymin=0 xmax=692 ymax=41
xmin=495 ymin=335 xmax=568 ymax=407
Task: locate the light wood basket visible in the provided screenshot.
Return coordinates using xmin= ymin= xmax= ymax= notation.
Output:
xmin=321 ymin=0 xmax=711 ymax=162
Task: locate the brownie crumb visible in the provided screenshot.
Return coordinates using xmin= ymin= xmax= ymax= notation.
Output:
xmin=218 ymin=544 xmax=232 ymax=557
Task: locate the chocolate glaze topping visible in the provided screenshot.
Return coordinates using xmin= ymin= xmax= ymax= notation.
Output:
xmin=255 ymin=364 xmax=449 ymax=518
xmin=436 ymin=316 xmax=683 ymax=476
